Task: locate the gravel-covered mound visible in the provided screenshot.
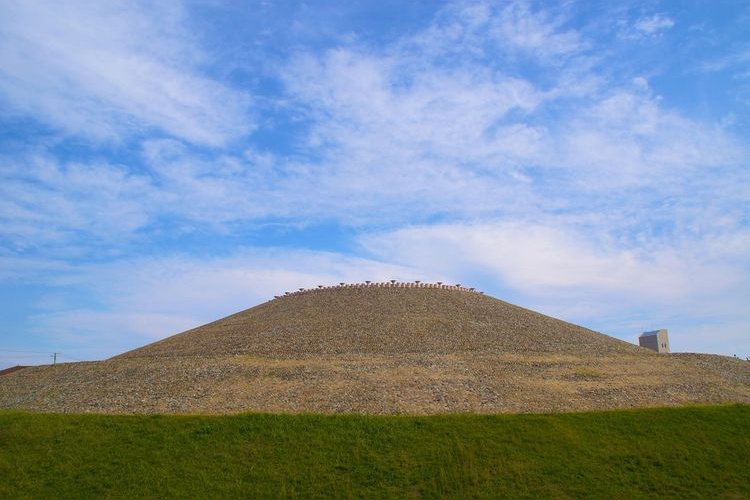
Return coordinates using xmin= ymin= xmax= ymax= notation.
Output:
xmin=2 ymin=284 xmax=748 ymax=414
xmin=115 ymin=285 xmax=641 ymax=359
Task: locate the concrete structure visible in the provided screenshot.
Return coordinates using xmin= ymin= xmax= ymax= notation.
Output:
xmin=639 ymin=329 xmax=670 ymax=353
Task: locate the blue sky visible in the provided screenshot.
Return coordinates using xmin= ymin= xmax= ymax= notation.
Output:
xmin=1 ymin=1 xmax=748 ymax=368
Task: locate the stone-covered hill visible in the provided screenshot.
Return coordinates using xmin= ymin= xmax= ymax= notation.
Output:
xmin=1 ymin=283 xmax=748 ymax=414
xmin=115 ymin=283 xmax=641 ymax=359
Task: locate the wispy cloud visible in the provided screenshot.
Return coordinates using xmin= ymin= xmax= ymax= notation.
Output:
xmin=0 ymin=1 xmax=252 ymax=145
xmin=360 ymin=221 xmax=747 ymax=301
xmin=279 ymin=2 xmax=746 ymax=228
xmin=0 ymin=154 xmax=155 ymax=253
xmin=695 ymin=46 xmax=750 ymax=75
xmin=3 ymin=1 xmax=746 ymax=260
xmin=410 ymin=1 xmax=584 ymax=62
xmin=615 ymin=11 xmax=675 ymax=41
xmin=634 ymin=14 xmax=674 ymax=36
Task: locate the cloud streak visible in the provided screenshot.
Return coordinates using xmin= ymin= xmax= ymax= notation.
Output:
xmin=0 ymin=1 xmax=252 ymax=145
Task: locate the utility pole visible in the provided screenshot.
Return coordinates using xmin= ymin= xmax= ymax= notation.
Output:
xmin=51 ymin=352 xmax=59 ymax=366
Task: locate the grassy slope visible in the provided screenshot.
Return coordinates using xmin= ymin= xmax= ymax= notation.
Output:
xmin=1 ymin=405 xmax=748 ymax=499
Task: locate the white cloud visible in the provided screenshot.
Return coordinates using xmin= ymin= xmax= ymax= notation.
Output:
xmin=521 ymin=84 xmax=747 ymax=199
xmin=617 ymin=12 xmax=675 ymax=41
xmin=490 ymin=1 xmax=582 ymax=57
xmin=634 ymin=14 xmax=674 ymax=36
xmin=411 ymin=1 xmax=583 ymax=61
xmin=4 ymin=1 xmax=745 ymax=255
xmin=0 ymin=155 xmax=156 ymax=251
xmin=286 ymin=48 xmax=542 ymax=158
xmin=360 ymin=221 xmax=739 ymax=300
xmin=278 ymin=6 xmax=746 ymax=232
xmin=695 ymin=46 xmax=750 ymax=74
xmin=0 ymin=1 xmax=251 ymax=145
xmin=2 ymin=1 xmax=745 ymax=250
xmin=0 ymin=145 xmax=298 ymax=252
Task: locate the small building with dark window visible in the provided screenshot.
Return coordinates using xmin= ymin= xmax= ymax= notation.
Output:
xmin=639 ymin=329 xmax=670 ymax=353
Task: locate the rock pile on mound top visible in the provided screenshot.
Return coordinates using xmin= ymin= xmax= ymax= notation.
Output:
xmin=1 ymin=282 xmax=749 ymax=415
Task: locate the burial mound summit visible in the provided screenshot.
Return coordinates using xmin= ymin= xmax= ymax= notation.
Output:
xmin=272 ymin=280 xmax=482 ymax=299
xmin=116 ymin=281 xmax=641 ymax=360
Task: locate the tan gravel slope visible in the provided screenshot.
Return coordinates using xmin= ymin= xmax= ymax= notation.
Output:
xmin=115 ymin=286 xmax=641 ymax=359
xmin=1 ymin=285 xmax=748 ymax=414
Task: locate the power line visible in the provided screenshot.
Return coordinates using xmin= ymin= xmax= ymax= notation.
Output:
xmin=0 ymin=349 xmax=58 ymax=354
xmin=0 ymin=355 xmax=53 ymax=359
xmin=1 ymin=349 xmax=92 ymax=366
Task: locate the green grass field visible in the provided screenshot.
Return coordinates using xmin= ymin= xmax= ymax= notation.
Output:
xmin=1 ymin=405 xmax=748 ymax=499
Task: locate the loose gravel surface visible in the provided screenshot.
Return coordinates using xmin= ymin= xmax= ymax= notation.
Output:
xmin=2 ymin=286 xmax=748 ymax=414
xmin=116 ymin=286 xmax=643 ymax=359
